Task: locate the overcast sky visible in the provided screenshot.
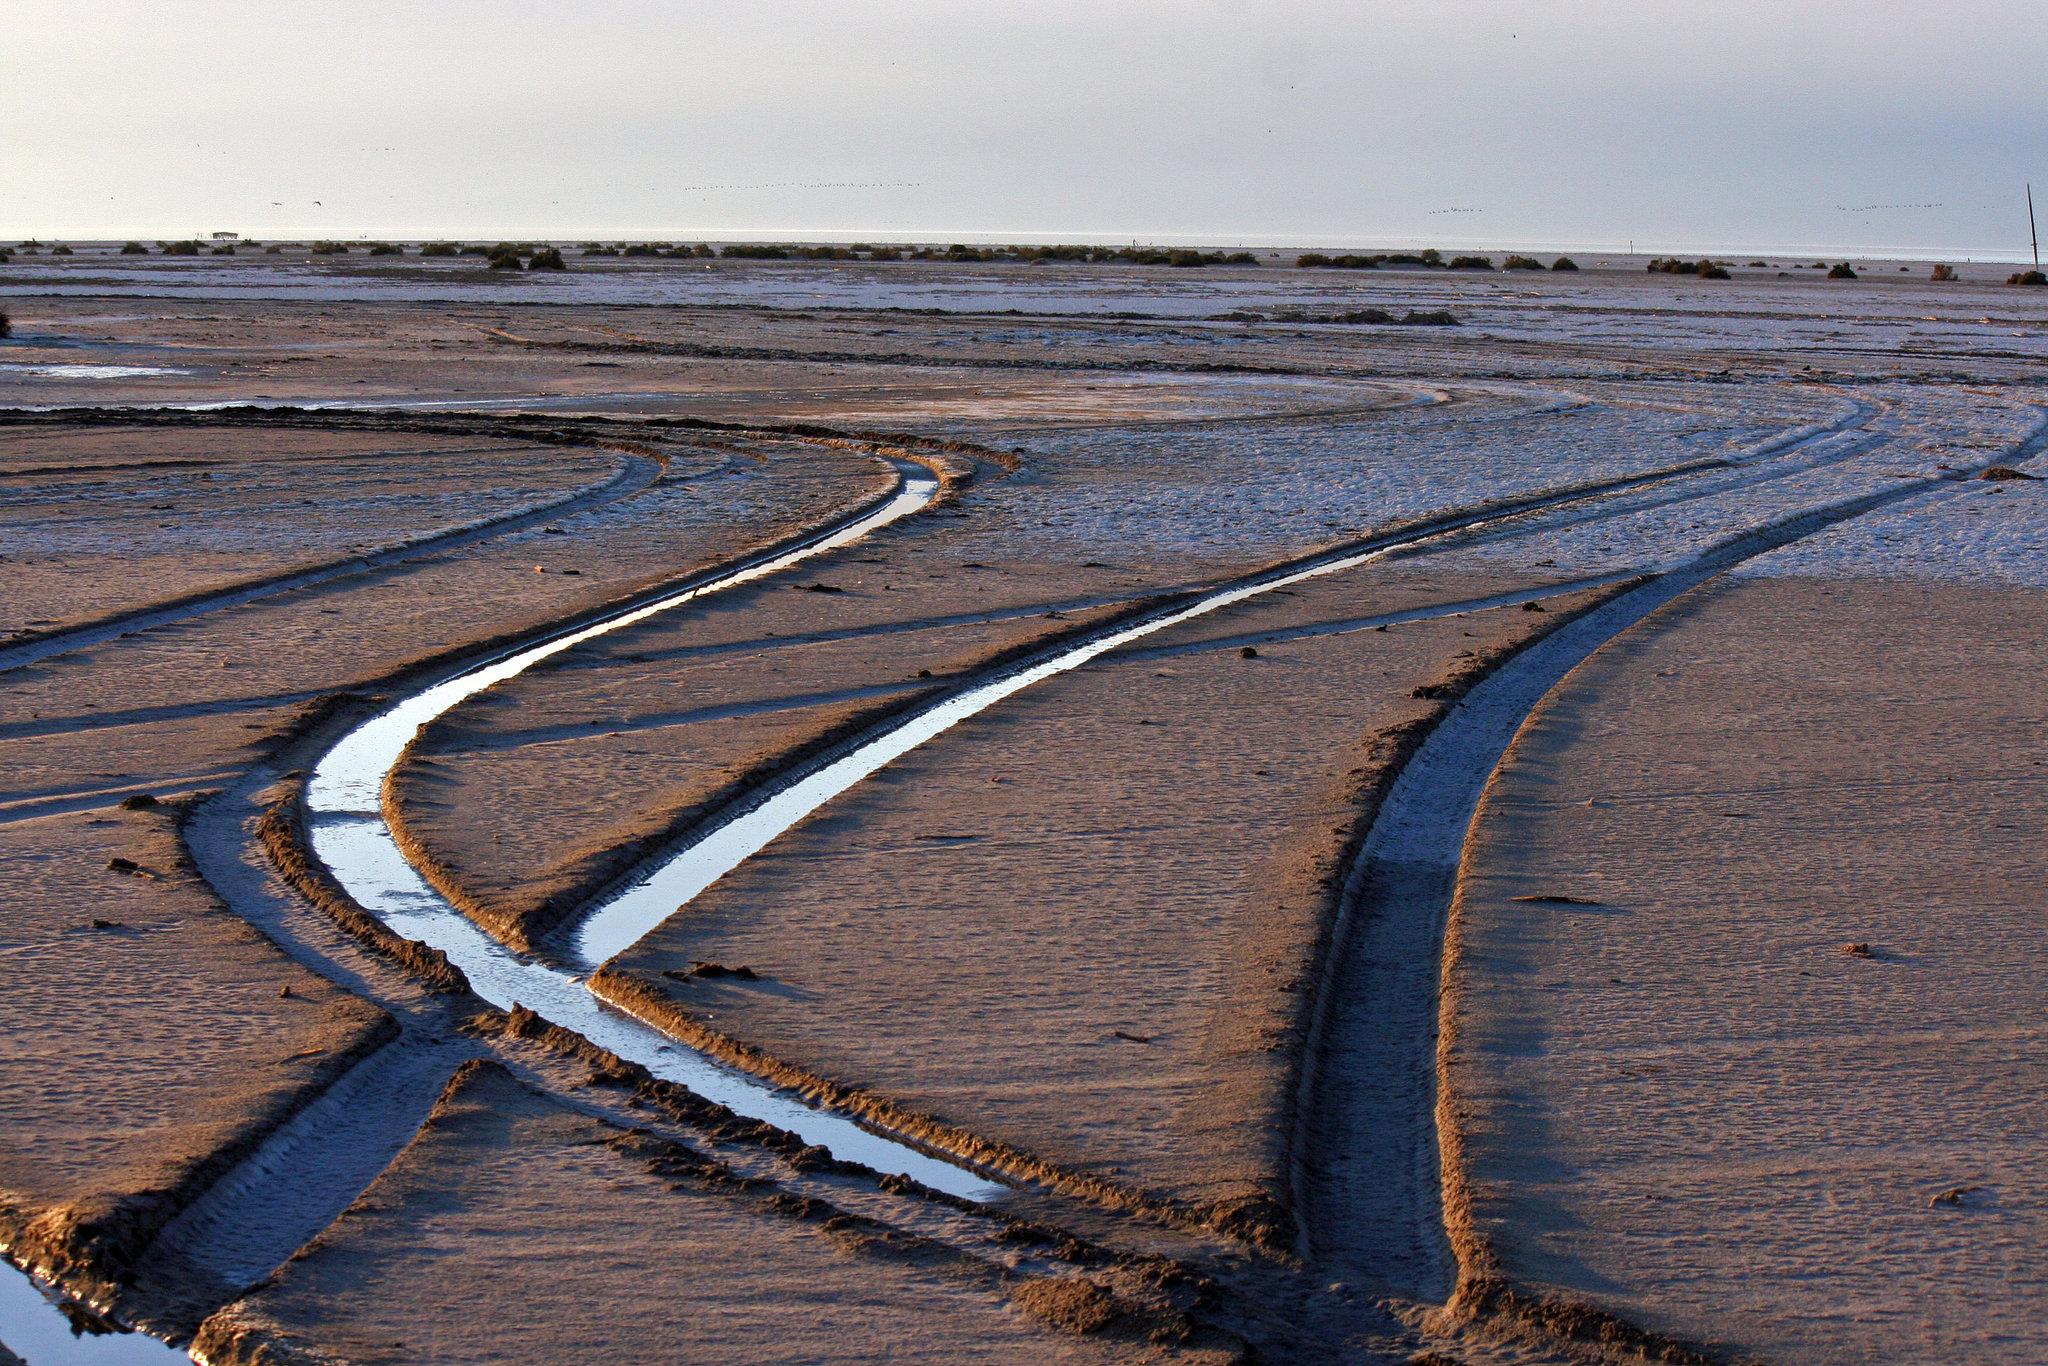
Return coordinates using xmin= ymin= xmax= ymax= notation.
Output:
xmin=4 ymin=0 xmax=2043 ymax=256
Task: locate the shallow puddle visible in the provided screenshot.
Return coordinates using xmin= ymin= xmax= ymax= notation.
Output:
xmin=0 ymin=1263 xmax=188 ymax=1364
xmin=0 ymin=364 xmax=186 ymax=379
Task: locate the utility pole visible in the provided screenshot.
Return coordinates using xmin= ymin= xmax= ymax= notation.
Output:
xmin=2031 ymin=183 xmax=2041 ymax=269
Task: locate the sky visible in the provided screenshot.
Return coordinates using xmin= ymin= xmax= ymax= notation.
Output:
xmin=4 ymin=0 xmax=2044 ymax=258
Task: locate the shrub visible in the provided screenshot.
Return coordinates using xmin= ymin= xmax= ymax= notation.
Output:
xmin=210 ymin=244 xmax=235 ymax=255
xmin=581 ymin=245 xmax=619 ymax=256
xmin=693 ymin=243 xmax=715 ymax=257
xmin=621 ymin=243 xmax=661 ymax=257
xmin=366 ymin=242 xmax=403 ymax=256
xmin=1827 ymin=262 xmax=1857 ymax=279
xmin=528 ymin=247 xmax=566 ymax=270
xmin=120 ymin=242 xmax=148 ymax=254
xmin=0 ymin=308 xmax=9 ymax=338
xmin=486 ymin=243 xmax=524 ymax=270
xmin=867 ymin=247 xmax=902 ymax=261
xmin=1402 ymin=309 xmax=1459 ymax=325
xmin=0 ymin=249 xmax=11 ymax=264
xmin=1503 ymin=254 xmax=1545 ymax=271
xmin=722 ymin=244 xmax=791 ymax=259
xmin=162 ymin=240 xmax=201 ymax=256
xmin=309 ymin=241 xmax=348 ymax=255
xmin=420 ymin=242 xmax=460 ymax=257
xmin=1446 ymin=255 xmax=1494 ymax=270
xmin=1930 ymin=264 xmax=1957 ymax=281
xmin=1550 ymin=256 xmax=1579 ymax=271
xmin=1747 ymin=260 xmax=1769 ymax=267
xmin=1167 ymin=250 xmax=1210 ymax=267
xmin=51 ymin=244 xmax=72 ymax=255
xmin=1648 ymin=258 xmax=1728 ymax=277
xmin=2010 ymin=269 xmax=2048 ymax=286
xmin=265 ymin=244 xmax=284 ymax=254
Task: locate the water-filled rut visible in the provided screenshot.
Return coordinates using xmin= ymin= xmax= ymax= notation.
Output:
xmin=302 ymin=450 xmax=1737 ymax=1202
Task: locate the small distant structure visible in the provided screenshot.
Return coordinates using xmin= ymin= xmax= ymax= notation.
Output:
xmin=211 ymin=231 xmax=240 ymax=241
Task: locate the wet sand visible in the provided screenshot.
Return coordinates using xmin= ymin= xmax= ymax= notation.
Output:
xmin=1 ymin=259 xmax=2042 ymax=1363
xmin=1441 ymin=575 xmax=2048 ymax=1363
xmin=0 ymin=799 xmax=389 ymax=1307
xmin=194 ymin=1061 xmax=1177 ymax=1366
xmin=597 ymin=569 xmax=1618 ymax=1233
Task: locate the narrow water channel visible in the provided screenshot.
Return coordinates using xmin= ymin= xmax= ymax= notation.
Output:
xmin=304 ymin=455 xmax=1683 ymax=1200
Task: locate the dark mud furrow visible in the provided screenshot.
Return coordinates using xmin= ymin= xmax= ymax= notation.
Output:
xmin=0 ymin=447 xmax=666 ymax=672
xmin=1291 ymin=418 xmax=2044 ymax=1360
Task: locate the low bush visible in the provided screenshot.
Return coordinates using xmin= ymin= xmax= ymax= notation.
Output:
xmin=528 ymin=247 xmax=566 ymax=270
xmin=1402 ymin=309 xmax=1459 ymax=325
xmin=1298 ymin=250 xmax=1444 ymax=269
xmin=0 ymin=308 xmax=9 ymax=337
xmin=420 ymin=242 xmax=460 ymax=257
xmin=210 ymin=245 xmax=235 ymax=255
xmin=1503 ymin=254 xmax=1545 ymax=270
xmin=867 ymin=247 xmax=902 ymax=260
xmin=722 ymin=244 xmax=791 ymax=259
xmin=1550 ymin=256 xmax=1579 ymax=271
xmin=1827 ymin=262 xmax=1858 ymax=279
xmin=1648 ymin=258 xmax=1728 ymax=277
xmin=51 ymin=244 xmax=72 ymax=255
xmin=581 ymin=245 xmax=620 ymax=256
xmin=2010 ymin=269 xmax=2048 ymax=286
xmin=621 ymin=243 xmax=662 ymax=257
xmin=264 ymin=244 xmax=284 ymax=254
xmin=1930 ymin=264 xmax=1957 ymax=281
xmin=120 ymin=242 xmax=148 ymax=254
xmin=1446 ymin=255 xmax=1494 ymax=270
xmin=486 ymin=243 xmax=525 ymax=270
xmin=459 ymin=244 xmax=492 ymax=257
xmin=162 ymin=240 xmax=201 ymax=256
xmin=1747 ymin=260 xmax=1769 ymax=267
xmin=309 ymin=241 xmax=348 ymax=255
xmin=366 ymin=242 xmax=403 ymax=256
xmin=0 ymin=251 xmax=10 ymax=266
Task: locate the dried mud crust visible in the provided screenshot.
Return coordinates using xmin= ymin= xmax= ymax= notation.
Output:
xmin=193 ymin=1059 xmax=1239 ymax=1366
xmin=592 ymin=569 xmax=1637 ymax=1245
xmin=0 ymin=797 xmax=394 ymax=1316
xmin=1436 ymin=576 xmax=2048 ymax=1365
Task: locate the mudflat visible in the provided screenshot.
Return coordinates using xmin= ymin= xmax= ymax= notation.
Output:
xmin=1442 ymin=574 xmax=2048 ymax=1364
xmin=598 ymin=569 xmax=1622 ymax=1231
xmin=196 ymin=1061 xmax=1162 ymax=1366
xmin=2 ymin=253 xmax=2043 ymax=1363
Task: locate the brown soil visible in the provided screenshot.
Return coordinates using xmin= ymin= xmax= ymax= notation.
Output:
xmin=1438 ymin=575 xmax=2048 ymax=1364
xmin=192 ymin=1060 xmax=1183 ymax=1366
xmin=592 ymin=567 xmax=1617 ymax=1236
xmin=0 ymin=800 xmax=391 ymax=1301
xmin=0 ymin=425 xmax=616 ymax=637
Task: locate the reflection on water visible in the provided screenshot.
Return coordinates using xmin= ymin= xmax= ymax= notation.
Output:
xmin=0 ymin=364 xmax=186 ymax=379
xmin=0 ymin=1261 xmax=188 ymax=1364
xmin=303 ymin=467 xmax=1011 ymax=1199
